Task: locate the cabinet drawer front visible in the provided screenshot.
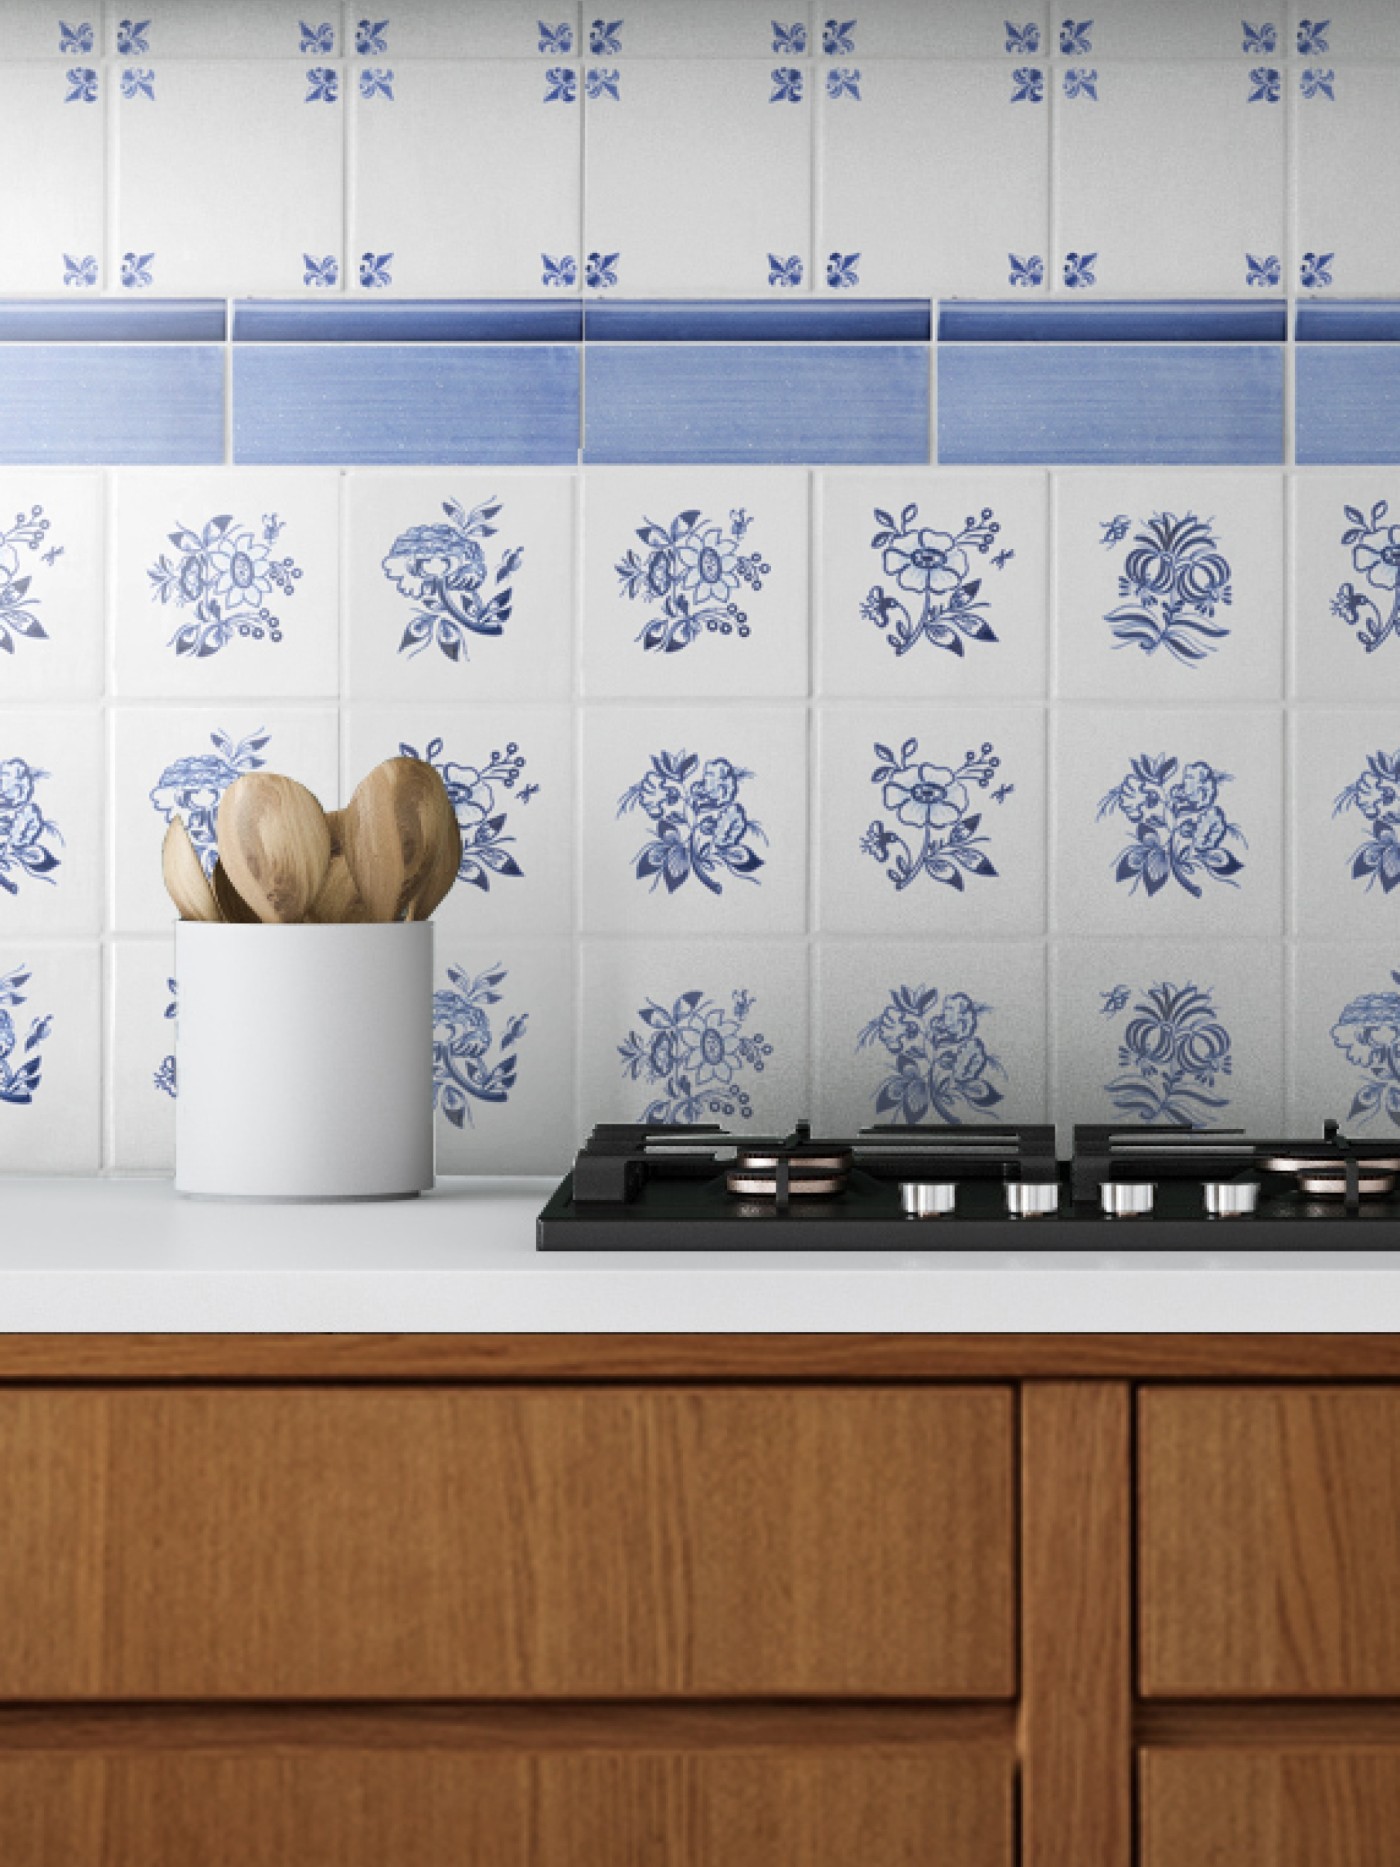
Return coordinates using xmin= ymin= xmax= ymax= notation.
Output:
xmin=0 ymin=1386 xmax=1014 ymax=1699
xmin=1142 ymin=1750 xmax=1400 ymax=1867
xmin=1140 ymin=1387 xmax=1400 ymax=1695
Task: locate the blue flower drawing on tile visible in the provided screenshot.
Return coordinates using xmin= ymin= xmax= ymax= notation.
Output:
xmin=618 ymin=752 xmax=766 ymax=896
xmin=1242 ymin=21 xmax=1277 ymax=53
xmin=0 ymin=758 xmax=62 ymax=897
xmin=149 ymin=728 xmax=270 ymax=876
xmin=148 ymin=513 xmax=302 ymax=660
xmin=857 ymin=985 xmax=1005 ymax=1126
xmin=304 ymin=66 xmax=338 ymax=102
xmin=359 ymin=249 xmax=393 ymax=287
xmin=116 ymin=18 xmax=149 ymax=54
xmin=121 ymin=66 xmax=154 ymax=100
xmin=1299 ymin=67 xmax=1335 ymax=99
xmin=589 ymin=17 xmax=623 ymax=54
xmin=121 ymin=251 xmax=154 ymax=288
xmin=1332 ymin=975 xmax=1400 ymax=1128
xmin=1103 ymin=981 xmax=1233 ymax=1123
xmin=770 ymin=66 xmax=803 ymax=102
xmin=861 ymin=501 xmax=1008 ymax=659
xmin=154 ymin=978 xmax=177 ymax=1099
xmin=63 ymin=253 xmax=98 ymax=287
xmin=0 ymin=504 xmax=58 ymax=657
xmin=1332 ymin=501 xmax=1400 ymax=653
xmin=1097 ymin=755 xmax=1244 ymax=898
xmin=826 ymin=66 xmax=861 ymax=99
xmin=587 ymin=67 xmax=620 ymax=99
xmin=586 ymin=251 xmax=619 ymax=288
xmin=827 ymin=250 xmax=860 ymax=287
xmin=1009 ymin=253 xmax=1044 ymax=286
xmin=359 ymin=67 xmax=394 ymax=100
xmin=382 ymin=495 xmax=523 ymax=663
xmin=539 ymin=21 xmax=574 ymax=53
xmin=1335 ymin=750 xmax=1400 ymax=893
xmin=400 ymin=736 xmax=532 ymax=893
xmin=773 ymin=22 xmax=807 ymax=52
xmin=1246 ymin=253 xmax=1281 ymax=287
xmin=1060 ymin=16 xmax=1093 ymax=53
xmin=1297 ymin=17 xmax=1330 ymax=53
xmin=432 ymin=963 xmax=527 ymax=1130
xmin=64 ymin=66 xmax=97 ymax=102
xmin=861 ymin=738 xmax=1004 ymax=894
xmin=1063 ymin=250 xmax=1097 ymax=287
xmin=1010 ymin=66 xmax=1043 ymax=102
xmin=1005 ymin=22 xmax=1041 ymax=53
xmin=356 ymin=16 xmax=390 ymax=54
xmin=0 ymin=966 xmax=54 ymax=1108
xmin=1062 ymin=66 xmax=1098 ymax=99
xmin=768 ymin=253 xmax=804 ymax=287
xmin=616 ymin=505 xmax=769 ymax=655
xmin=303 ymin=253 xmax=338 ymax=286
xmin=619 ymin=987 xmax=772 ymax=1123
xmin=543 ymin=65 xmax=576 ymax=101
xmin=542 ymin=253 xmax=578 ymax=286
xmin=823 ymin=18 xmax=856 ymax=54
xmin=1247 ymin=66 xmax=1280 ymax=102
xmin=1100 ymin=510 xmax=1234 ymax=664
xmin=300 ymin=21 xmax=335 ymax=52
xmin=60 ymin=21 xmax=95 ymax=52
xmin=1300 ymin=249 xmax=1334 ymax=287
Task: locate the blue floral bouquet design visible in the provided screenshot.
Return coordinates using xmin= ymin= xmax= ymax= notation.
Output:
xmin=861 ymin=738 xmax=1002 ymax=893
xmin=860 ymin=502 xmax=1005 ymax=657
xmin=1097 ymin=755 xmax=1245 ymax=897
xmin=1332 ymin=500 xmax=1400 ymax=653
xmin=1334 ymin=749 xmax=1400 ymax=892
xmin=1101 ymin=510 xmax=1234 ymax=664
xmin=148 ymin=728 xmax=270 ymax=876
xmin=1103 ymin=981 xmax=1233 ymax=1123
xmin=618 ymin=987 xmax=772 ymax=1123
xmin=857 ymin=985 xmax=1004 ymax=1125
xmin=0 ymin=757 xmax=62 ymax=896
xmin=614 ymin=507 xmax=769 ymax=655
xmin=381 ymin=496 xmax=523 ymax=662
xmin=1332 ymin=975 xmax=1400 ymax=1127
xmin=617 ymin=752 xmax=766 ymax=895
xmin=0 ymin=964 xmax=53 ymax=1106
xmin=432 ymin=963 xmax=528 ymax=1130
xmin=147 ymin=513 xmax=303 ymax=659
xmin=0 ymin=504 xmax=56 ymax=658
xmin=400 ymin=736 xmax=529 ymax=894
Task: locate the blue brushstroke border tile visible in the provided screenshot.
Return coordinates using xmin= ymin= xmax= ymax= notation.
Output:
xmin=1295 ymin=302 xmax=1400 ymax=344
xmin=1297 ymin=348 xmax=1400 ymax=464
xmin=0 ymin=301 xmax=226 ymax=342
xmin=0 ymin=346 xmax=224 ymax=464
xmin=232 ymin=300 xmax=582 ymax=344
xmin=585 ymin=300 xmax=931 ymax=343
xmin=937 ymin=301 xmax=1287 ymax=344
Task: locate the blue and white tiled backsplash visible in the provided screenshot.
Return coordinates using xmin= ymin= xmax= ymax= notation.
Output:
xmin=3 ymin=1 xmax=1400 ymax=1173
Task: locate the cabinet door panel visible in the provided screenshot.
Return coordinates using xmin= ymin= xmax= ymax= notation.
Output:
xmin=1140 ymin=1387 xmax=1400 ymax=1695
xmin=0 ymin=1386 xmax=1014 ymax=1699
xmin=1143 ymin=1750 xmax=1400 ymax=1867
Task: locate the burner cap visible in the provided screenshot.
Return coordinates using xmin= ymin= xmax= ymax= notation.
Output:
xmin=1298 ymin=1169 xmax=1397 ymax=1198
xmin=725 ymin=1168 xmax=847 ymax=1198
xmin=1261 ymin=1153 xmax=1400 ymax=1174
xmin=735 ymin=1147 xmax=853 ymax=1173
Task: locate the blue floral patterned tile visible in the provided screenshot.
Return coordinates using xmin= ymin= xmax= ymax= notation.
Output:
xmin=351 ymin=60 xmax=581 ymax=295
xmin=581 ymin=467 xmax=811 ymax=699
xmin=342 ymin=704 xmax=576 ymax=936
xmin=1291 ymin=472 xmax=1400 ymax=697
xmin=0 ymin=473 xmax=104 ymax=701
xmin=0 ymin=707 xmax=102 ymax=937
xmin=109 ymin=705 xmax=339 ymax=931
xmin=580 ymin=705 xmax=809 ymax=934
xmin=1054 ymin=470 xmax=1284 ymax=702
xmin=816 ymin=470 xmax=1049 ymax=700
xmin=113 ymin=60 xmax=343 ymax=294
xmin=1054 ymin=62 xmax=1284 ymax=296
xmin=1291 ymin=709 xmax=1400 ymax=938
xmin=0 ymin=64 xmax=104 ymax=294
xmin=814 ymin=701 xmax=1047 ymax=935
xmin=584 ymin=61 xmax=810 ymax=296
xmin=1051 ymin=705 xmax=1283 ymax=938
xmin=1289 ymin=943 xmax=1400 ymax=1135
xmin=0 ymin=941 xmax=100 ymax=1171
xmin=111 ymin=470 xmax=340 ymax=700
xmin=1294 ymin=66 xmax=1400 ymax=297
xmin=1054 ymin=938 xmax=1284 ymax=1140
xmin=817 ymin=60 xmax=1047 ymax=297
xmin=344 ymin=470 xmax=575 ymax=702
xmin=107 ymin=936 xmax=177 ymax=1171
xmin=579 ymin=938 xmax=810 ymax=1129
xmin=813 ymin=939 xmax=1048 ymax=1134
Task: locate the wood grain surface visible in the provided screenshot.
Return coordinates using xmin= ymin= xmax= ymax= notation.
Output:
xmin=1142 ymin=1749 xmax=1400 ymax=1867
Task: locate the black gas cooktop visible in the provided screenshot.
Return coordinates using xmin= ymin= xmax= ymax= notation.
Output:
xmin=536 ymin=1119 xmax=1400 ymax=1250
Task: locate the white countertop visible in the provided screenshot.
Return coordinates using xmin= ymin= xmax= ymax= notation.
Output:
xmin=0 ymin=1176 xmax=1398 ymax=1332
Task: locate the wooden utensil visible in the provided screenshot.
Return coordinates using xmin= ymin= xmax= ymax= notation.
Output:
xmin=341 ymin=758 xmax=461 ymax=923
xmin=211 ymin=859 xmax=259 ymax=924
xmin=217 ymin=773 xmax=332 ymax=924
xmin=305 ymin=808 xmax=369 ymax=924
xmin=161 ymin=816 xmax=220 ymax=922
xmin=406 ymin=790 xmax=462 ymax=923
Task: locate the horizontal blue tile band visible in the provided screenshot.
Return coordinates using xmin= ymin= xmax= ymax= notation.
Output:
xmin=232 ymin=345 xmax=581 ymax=463
xmin=937 ymin=300 xmax=1287 ymax=344
xmin=233 ymin=300 xmax=582 ymax=344
xmin=0 ymin=300 xmax=227 ymax=343
xmin=1297 ymin=347 xmax=1400 ymax=463
xmin=584 ymin=300 xmax=931 ymax=343
xmin=584 ymin=345 xmax=929 ymax=463
xmin=0 ymin=346 xmax=225 ymax=464
xmin=1295 ymin=302 xmax=1400 ymax=344
xmin=938 ymin=344 xmax=1284 ymax=465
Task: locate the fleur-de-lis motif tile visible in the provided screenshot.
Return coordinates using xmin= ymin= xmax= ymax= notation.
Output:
xmin=0 ymin=65 xmax=104 ymax=293
xmin=0 ymin=941 xmax=100 ymax=1171
xmin=1295 ymin=64 xmax=1400 ymax=295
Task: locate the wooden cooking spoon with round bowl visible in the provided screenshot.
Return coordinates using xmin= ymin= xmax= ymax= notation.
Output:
xmin=340 ymin=758 xmax=462 ymax=923
xmin=216 ymin=773 xmax=333 ymax=925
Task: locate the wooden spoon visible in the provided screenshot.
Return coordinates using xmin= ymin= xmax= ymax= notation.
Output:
xmin=161 ymin=816 xmax=219 ymax=922
xmin=341 ymin=758 xmax=461 ymax=923
xmin=216 ymin=773 xmax=332 ymax=924
xmin=211 ymin=859 xmax=259 ymax=924
xmin=305 ymin=809 xmax=369 ymax=924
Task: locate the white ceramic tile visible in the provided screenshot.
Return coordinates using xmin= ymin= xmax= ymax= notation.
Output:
xmin=0 ymin=8 xmax=99 ymax=57
xmin=110 ymin=705 xmax=340 ymax=932
xmin=113 ymin=60 xmax=343 ymax=295
xmin=1294 ymin=65 xmax=1400 ymax=296
xmin=1056 ymin=4 xmax=1286 ymax=60
xmin=1290 ymin=943 xmax=1400 ymax=1133
xmin=338 ymin=2 xmax=579 ymax=58
xmin=1291 ymin=710 xmax=1400 ymax=938
xmin=1055 ymin=62 xmax=1285 ymax=296
xmin=813 ymin=939 xmax=1048 ymax=1132
xmin=1054 ymin=939 xmax=1285 ymax=1138
xmin=107 ymin=935 xmax=177 ymax=1171
xmin=585 ymin=60 xmax=811 ymax=296
xmin=113 ymin=471 xmax=341 ymax=699
xmin=0 ymin=708 xmax=102 ymax=938
xmin=342 ymin=705 xmax=575 ymax=937
xmin=352 ymin=60 xmax=581 ymax=295
xmin=0 ymin=941 xmax=100 ymax=1171
xmin=818 ymin=60 xmax=1048 ymax=296
xmin=581 ymin=704 xmax=809 ymax=934
xmin=0 ymin=473 xmax=104 ymax=702
xmin=432 ymin=937 xmax=575 ymax=1173
xmin=1292 ymin=472 xmax=1400 ymax=701
xmin=1291 ymin=2 xmax=1400 ymax=62
xmin=1051 ymin=705 xmax=1284 ymax=938
xmin=817 ymin=469 xmax=1048 ymax=700
xmin=814 ymin=702 xmax=1047 ymax=935
xmin=581 ymin=468 xmax=810 ymax=700
xmin=573 ymin=3 xmax=811 ymax=56
xmin=1054 ymin=471 xmax=1284 ymax=702
xmin=0 ymin=64 xmax=105 ymax=293
xmin=103 ymin=2 xmax=341 ymax=55
xmin=579 ymin=938 xmax=810 ymax=1126
xmin=812 ymin=1 xmax=1048 ymax=59
xmin=345 ymin=471 xmax=575 ymax=703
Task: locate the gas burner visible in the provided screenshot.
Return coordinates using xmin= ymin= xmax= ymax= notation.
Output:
xmin=727 ymin=1146 xmax=853 ymax=1199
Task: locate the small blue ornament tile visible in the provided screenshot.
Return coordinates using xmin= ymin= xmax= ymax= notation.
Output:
xmin=0 ymin=63 xmax=104 ymax=294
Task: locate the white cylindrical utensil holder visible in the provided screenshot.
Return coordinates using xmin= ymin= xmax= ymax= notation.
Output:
xmin=175 ymin=922 xmax=434 ymax=1200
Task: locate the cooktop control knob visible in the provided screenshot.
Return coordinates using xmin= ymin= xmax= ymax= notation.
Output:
xmin=1100 ymin=1181 xmax=1155 ymax=1219
xmin=1203 ymin=1178 xmax=1261 ymax=1218
xmin=900 ymin=1181 xmax=957 ymax=1218
xmin=1006 ymin=1180 xmax=1060 ymax=1219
